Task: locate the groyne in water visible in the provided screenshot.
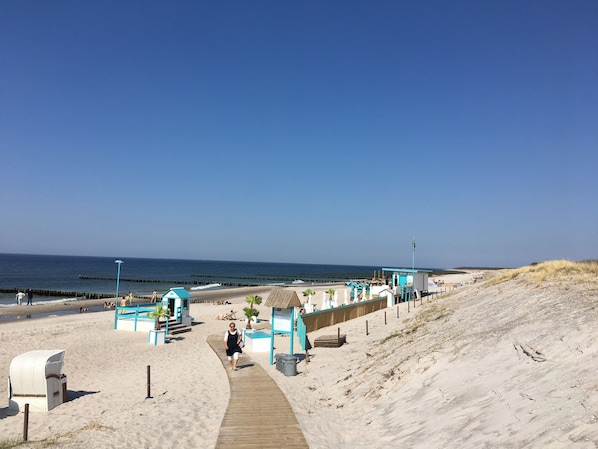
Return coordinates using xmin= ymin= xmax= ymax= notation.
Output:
xmin=0 ymin=288 xmax=113 ymax=300
xmin=77 ymin=275 xmax=347 ymax=286
xmin=77 ymin=275 xmax=263 ymax=287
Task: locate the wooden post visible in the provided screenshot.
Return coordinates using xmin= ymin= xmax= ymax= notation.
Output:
xmin=397 ymin=305 xmax=399 ymax=318
xmin=62 ymin=379 xmax=68 ymax=403
xmin=408 ymin=298 xmax=410 ymax=313
xmin=366 ymin=320 xmax=369 ymax=336
xmin=384 ymin=311 xmax=387 ymax=325
xmin=305 ymin=335 xmax=310 ymax=364
xmin=23 ymin=403 xmax=29 ymax=441
xmin=145 ymin=365 xmax=152 ymax=399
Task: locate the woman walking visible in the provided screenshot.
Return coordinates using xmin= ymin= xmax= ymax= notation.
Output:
xmin=224 ymin=322 xmax=243 ymax=371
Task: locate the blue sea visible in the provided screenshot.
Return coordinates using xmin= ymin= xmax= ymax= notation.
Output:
xmin=0 ymin=253 xmax=383 ymax=307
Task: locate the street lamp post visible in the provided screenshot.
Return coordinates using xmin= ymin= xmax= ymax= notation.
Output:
xmin=114 ymin=260 xmax=124 ymax=329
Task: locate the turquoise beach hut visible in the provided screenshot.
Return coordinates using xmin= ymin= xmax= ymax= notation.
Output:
xmin=162 ymin=287 xmax=193 ymax=326
xmin=381 ymin=268 xmax=430 ymax=302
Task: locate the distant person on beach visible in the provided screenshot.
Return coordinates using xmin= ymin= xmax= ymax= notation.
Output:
xmin=151 ymin=291 xmax=158 ymax=302
xmin=16 ymin=290 xmax=25 ymax=305
xmin=26 ymin=289 xmax=33 ymax=305
xmin=224 ymin=322 xmax=243 ymax=371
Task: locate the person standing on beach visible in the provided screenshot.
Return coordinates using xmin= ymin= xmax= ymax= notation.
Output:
xmin=16 ymin=290 xmax=25 ymax=305
xmin=151 ymin=291 xmax=158 ymax=303
xmin=224 ymin=322 xmax=243 ymax=371
xmin=26 ymin=289 xmax=33 ymax=305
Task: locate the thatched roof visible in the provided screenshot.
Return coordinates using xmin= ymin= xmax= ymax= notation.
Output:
xmin=264 ymin=288 xmax=302 ymax=308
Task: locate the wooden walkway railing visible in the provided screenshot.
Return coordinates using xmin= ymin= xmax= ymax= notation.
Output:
xmin=206 ymin=334 xmax=309 ymax=449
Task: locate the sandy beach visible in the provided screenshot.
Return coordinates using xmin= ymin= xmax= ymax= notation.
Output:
xmin=1 ymin=264 xmax=597 ymax=448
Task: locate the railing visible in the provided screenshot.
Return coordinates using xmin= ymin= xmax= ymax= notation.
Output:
xmin=113 ymin=304 xmax=156 ymax=331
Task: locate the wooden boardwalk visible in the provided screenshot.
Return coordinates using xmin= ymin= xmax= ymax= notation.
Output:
xmin=206 ymin=334 xmax=309 ymax=449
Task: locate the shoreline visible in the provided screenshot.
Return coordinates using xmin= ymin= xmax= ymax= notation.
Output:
xmin=0 ymin=286 xmax=274 ymax=320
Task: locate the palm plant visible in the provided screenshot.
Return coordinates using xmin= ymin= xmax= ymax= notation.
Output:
xmin=148 ymin=305 xmax=171 ymax=331
xmin=302 ymin=288 xmax=316 ymax=304
xmin=325 ymin=289 xmax=336 ymax=300
xmin=244 ymin=294 xmax=262 ymax=329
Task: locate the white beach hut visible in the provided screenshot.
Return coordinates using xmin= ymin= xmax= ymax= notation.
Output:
xmin=8 ymin=350 xmax=68 ymax=412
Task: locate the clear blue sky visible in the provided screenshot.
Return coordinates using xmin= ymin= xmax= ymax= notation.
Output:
xmin=1 ymin=1 xmax=596 ymax=268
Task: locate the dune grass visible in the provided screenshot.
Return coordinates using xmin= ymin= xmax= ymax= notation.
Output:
xmin=488 ymin=260 xmax=598 ymax=287
xmin=0 ymin=439 xmax=21 ymax=449
xmin=0 ymin=421 xmax=112 ymax=448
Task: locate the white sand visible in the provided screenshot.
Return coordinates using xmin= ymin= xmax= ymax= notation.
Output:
xmin=1 ymin=272 xmax=597 ymax=448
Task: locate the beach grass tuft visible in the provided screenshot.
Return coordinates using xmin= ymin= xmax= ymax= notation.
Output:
xmin=0 ymin=439 xmax=22 ymax=449
xmin=488 ymin=260 xmax=598 ymax=287
xmin=0 ymin=421 xmax=114 ymax=448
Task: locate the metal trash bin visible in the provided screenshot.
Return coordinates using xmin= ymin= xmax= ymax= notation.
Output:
xmin=275 ymin=353 xmax=297 ymax=376
xmin=275 ymin=353 xmax=284 ymax=372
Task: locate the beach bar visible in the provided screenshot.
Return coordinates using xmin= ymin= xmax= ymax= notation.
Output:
xmin=382 ymin=268 xmax=429 ymax=303
xmin=8 ymin=350 xmax=68 ymax=412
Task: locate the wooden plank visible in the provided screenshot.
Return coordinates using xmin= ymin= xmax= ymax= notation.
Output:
xmin=206 ymin=334 xmax=309 ymax=449
xmin=314 ymin=334 xmax=346 ymax=348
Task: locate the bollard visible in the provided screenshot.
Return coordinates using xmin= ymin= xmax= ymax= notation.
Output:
xmin=23 ymin=403 xmax=29 ymax=441
xmin=366 ymin=320 xmax=369 ymax=336
xmin=397 ymin=305 xmax=400 ymax=318
xmin=145 ymin=365 xmax=152 ymax=399
xmin=384 ymin=311 xmax=387 ymax=325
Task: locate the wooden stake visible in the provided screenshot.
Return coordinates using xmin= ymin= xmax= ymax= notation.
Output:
xmin=366 ymin=320 xmax=369 ymax=336
xmin=384 ymin=311 xmax=387 ymax=325
xmin=145 ymin=365 xmax=152 ymax=399
xmin=23 ymin=403 xmax=29 ymax=442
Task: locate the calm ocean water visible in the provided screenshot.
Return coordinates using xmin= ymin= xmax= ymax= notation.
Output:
xmin=0 ymin=253 xmax=382 ymax=307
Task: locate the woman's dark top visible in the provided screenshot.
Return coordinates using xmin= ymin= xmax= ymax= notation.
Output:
xmin=225 ymin=330 xmax=242 ymax=356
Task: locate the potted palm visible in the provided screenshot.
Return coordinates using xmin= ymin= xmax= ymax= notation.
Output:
xmin=325 ymin=288 xmax=336 ymax=309
xmin=302 ymin=288 xmax=316 ymax=312
xmin=302 ymin=288 xmax=315 ymax=304
xmin=148 ymin=305 xmax=170 ymax=345
xmin=243 ymin=294 xmax=262 ymax=329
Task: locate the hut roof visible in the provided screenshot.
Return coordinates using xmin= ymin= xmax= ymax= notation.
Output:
xmin=265 ymin=288 xmax=302 ymax=308
xmin=162 ymin=287 xmax=192 ymax=299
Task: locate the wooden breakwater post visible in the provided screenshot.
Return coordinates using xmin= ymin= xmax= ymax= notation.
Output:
xmin=384 ymin=311 xmax=387 ymax=325
xmin=397 ymin=305 xmax=400 ymax=318
xmin=365 ymin=320 xmax=369 ymax=336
